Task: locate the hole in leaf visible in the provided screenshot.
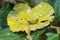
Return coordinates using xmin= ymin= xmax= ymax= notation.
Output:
xmin=41 ymin=20 xmax=48 ymax=23
xmin=28 ymin=19 xmax=38 ymax=25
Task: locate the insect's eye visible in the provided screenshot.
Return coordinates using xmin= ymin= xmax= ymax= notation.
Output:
xmin=41 ymin=20 xmax=48 ymax=23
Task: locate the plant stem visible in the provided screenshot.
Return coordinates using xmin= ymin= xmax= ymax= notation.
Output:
xmin=56 ymin=28 xmax=60 ymax=35
xmin=25 ymin=25 xmax=32 ymax=40
xmin=50 ymin=25 xmax=60 ymax=34
xmin=27 ymin=26 xmax=32 ymax=40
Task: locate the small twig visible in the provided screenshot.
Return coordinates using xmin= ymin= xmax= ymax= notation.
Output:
xmin=50 ymin=25 xmax=60 ymax=34
xmin=56 ymin=28 xmax=60 ymax=35
xmin=50 ymin=25 xmax=60 ymax=29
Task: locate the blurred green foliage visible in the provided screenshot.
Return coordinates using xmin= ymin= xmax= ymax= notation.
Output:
xmin=53 ymin=0 xmax=60 ymax=20
xmin=0 ymin=28 xmax=47 ymax=40
xmin=0 ymin=3 xmax=13 ymax=29
xmin=46 ymin=33 xmax=58 ymax=40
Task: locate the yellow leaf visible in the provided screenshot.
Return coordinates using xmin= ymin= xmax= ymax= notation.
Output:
xmin=7 ymin=2 xmax=54 ymax=40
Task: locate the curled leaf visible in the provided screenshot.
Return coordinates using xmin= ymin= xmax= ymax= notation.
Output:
xmin=7 ymin=2 xmax=54 ymax=40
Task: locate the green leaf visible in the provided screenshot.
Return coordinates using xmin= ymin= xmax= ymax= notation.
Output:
xmin=31 ymin=28 xmax=47 ymax=40
xmin=0 ymin=28 xmax=27 ymax=40
xmin=0 ymin=28 xmax=47 ymax=40
xmin=46 ymin=33 xmax=58 ymax=40
xmin=53 ymin=0 xmax=60 ymax=21
xmin=0 ymin=4 xmax=13 ymax=29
